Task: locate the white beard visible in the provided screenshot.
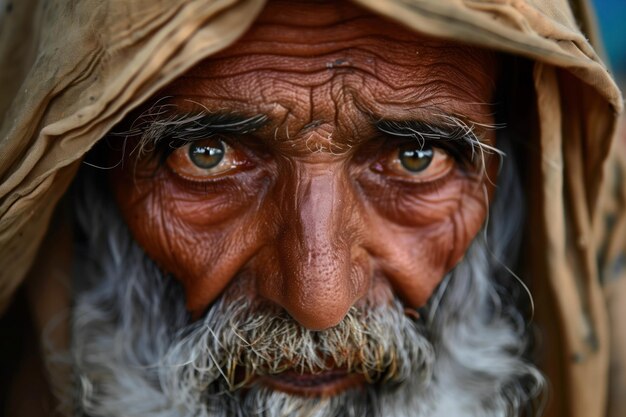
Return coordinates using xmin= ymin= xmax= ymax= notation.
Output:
xmin=62 ymin=142 xmax=544 ymax=417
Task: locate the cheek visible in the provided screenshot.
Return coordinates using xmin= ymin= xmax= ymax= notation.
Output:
xmin=109 ymin=168 xmax=268 ymax=315
xmin=362 ymin=173 xmax=488 ymax=308
xmin=440 ymin=180 xmax=488 ymax=265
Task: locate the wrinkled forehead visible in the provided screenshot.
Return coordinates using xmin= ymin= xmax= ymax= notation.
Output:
xmin=152 ymin=0 xmax=498 ymax=140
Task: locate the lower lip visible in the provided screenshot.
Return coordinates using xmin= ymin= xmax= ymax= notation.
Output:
xmin=258 ymin=369 xmax=366 ymax=397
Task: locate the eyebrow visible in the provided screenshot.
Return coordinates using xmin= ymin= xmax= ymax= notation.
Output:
xmin=134 ymin=110 xmax=269 ymax=145
xmin=374 ymin=116 xmax=503 ymax=168
xmin=375 ymin=117 xmax=485 ymax=146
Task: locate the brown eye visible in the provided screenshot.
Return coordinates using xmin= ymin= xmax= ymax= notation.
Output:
xmin=376 ymin=143 xmax=454 ymax=182
xmin=399 ymin=146 xmax=433 ymax=172
xmin=189 ymin=140 xmax=225 ymax=169
xmin=166 ymin=138 xmax=245 ymax=180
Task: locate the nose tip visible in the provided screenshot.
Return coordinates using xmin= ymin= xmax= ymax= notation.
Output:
xmin=285 ymin=302 xmax=352 ymax=331
xmin=282 ymin=295 xmax=355 ymax=331
xmin=257 ymin=167 xmax=367 ymax=330
xmin=275 ymin=245 xmax=358 ymax=330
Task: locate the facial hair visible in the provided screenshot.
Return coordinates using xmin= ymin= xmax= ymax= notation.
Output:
xmin=60 ymin=137 xmax=544 ymax=417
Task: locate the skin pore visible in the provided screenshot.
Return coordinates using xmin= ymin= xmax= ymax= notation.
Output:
xmin=108 ymin=0 xmax=498 ymax=394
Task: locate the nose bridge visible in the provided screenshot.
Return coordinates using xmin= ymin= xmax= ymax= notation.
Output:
xmin=270 ymin=164 xmax=363 ymax=330
xmin=299 ymin=168 xmax=341 ymax=257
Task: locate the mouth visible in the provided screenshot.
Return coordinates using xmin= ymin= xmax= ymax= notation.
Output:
xmin=256 ymin=368 xmax=366 ymax=397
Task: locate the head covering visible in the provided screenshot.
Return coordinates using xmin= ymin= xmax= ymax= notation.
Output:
xmin=0 ymin=1 xmax=623 ymax=416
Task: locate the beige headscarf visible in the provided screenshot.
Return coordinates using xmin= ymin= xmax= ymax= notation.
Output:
xmin=0 ymin=0 xmax=623 ymax=416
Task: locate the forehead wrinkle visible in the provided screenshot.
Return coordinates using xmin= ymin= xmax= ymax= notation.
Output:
xmin=206 ymin=35 xmax=469 ymax=61
xmin=185 ymin=44 xmax=488 ymax=84
xmin=233 ymin=0 xmax=493 ymax=54
xmin=178 ymin=55 xmax=496 ymax=125
xmin=355 ymin=96 xmax=495 ymax=137
xmin=275 ymin=130 xmax=363 ymax=155
xmin=156 ymin=7 xmax=498 ymax=153
xmin=264 ymin=92 xmax=369 ymax=154
xmin=345 ymin=82 xmax=495 ymax=132
xmin=160 ymin=75 xmax=494 ymax=155
xmin=377 ymin=88 xmax=496 ymax=122
xmin=175 ymin=70 xmax=492 ymax=121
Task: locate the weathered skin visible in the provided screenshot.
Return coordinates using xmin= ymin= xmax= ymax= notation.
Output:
xmin=110 ymin=0 xmax=497 ymax=331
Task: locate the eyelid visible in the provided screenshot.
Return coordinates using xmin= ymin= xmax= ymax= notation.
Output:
xmin=375 ymin=119 xmax=486 ymax=166
xmin=166 ymin=139 xmax=246 ymax=181
xmin=374 ymin=145 xmax=454 ymax=184
xmin=426 ymin=139 xmax=475 ymax=166
xmin=376 ymin=132 xmax=469 ymax=156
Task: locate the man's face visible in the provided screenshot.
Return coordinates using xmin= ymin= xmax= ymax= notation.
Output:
xmin=108 ymin=0 xmax=497 ymax=399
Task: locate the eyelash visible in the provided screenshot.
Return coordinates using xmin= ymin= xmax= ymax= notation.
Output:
xmin=149 ymin=137 xmax=241 ymax=169
xmin=154 ymin=138 xmax=195 ymax=162
xmin=146 ymin=131 xmax=482 ymax=182
xmin=429 ymin=139 xmax=477 ymax=168
xmin=384 ymin=136 xmax=479 ymax=170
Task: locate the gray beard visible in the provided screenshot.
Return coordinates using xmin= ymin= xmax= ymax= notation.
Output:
xmin=63 ymin=142 xmax=544 ymax=417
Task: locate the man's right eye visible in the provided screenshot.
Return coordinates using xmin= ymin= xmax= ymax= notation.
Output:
xmin=188 ymin=140 xmax=225 ymax=169
xmin=165 ymin=138 xmax=248 ymax=181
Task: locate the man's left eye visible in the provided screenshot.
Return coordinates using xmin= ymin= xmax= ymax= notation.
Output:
xmin=166 ymin=138 xmax=244 ymax=180
xmin=398 ymin=146 xmax=434 ymax=172
xmin=377 ymin=143 xmax=455 ymax=182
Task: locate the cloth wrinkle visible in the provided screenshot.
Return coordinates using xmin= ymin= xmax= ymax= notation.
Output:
xmin=0 ymin=1 xmax=624 ymax=417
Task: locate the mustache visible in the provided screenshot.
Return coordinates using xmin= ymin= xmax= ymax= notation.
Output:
xmin=161 ymin=294 xmax=435 ymax=393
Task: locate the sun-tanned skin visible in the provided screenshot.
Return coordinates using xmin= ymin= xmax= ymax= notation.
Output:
xmin=110 ymin=0 xmax=497 ymax=339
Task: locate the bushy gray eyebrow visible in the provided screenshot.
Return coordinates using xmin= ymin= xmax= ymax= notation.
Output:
xmin=376 ymin=118 xmax=482 ymax=148
xmin=138 ymin=111 xmax=268 ymax=144
xmin=111 ymin=106 xmax=268 ymax=160
xmin=375 ymin=116 xmax=504 ymax=173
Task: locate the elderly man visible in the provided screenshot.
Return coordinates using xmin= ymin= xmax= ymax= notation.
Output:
xmin=0 ymin=0 xmax=624 ymax=417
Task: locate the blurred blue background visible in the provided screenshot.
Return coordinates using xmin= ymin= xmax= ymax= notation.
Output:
xmin=594 ymin=0 xmax=626 ymax=84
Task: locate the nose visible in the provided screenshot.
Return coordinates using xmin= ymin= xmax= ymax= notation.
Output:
xmin=258 ymin=165 xmax=367 ymax=330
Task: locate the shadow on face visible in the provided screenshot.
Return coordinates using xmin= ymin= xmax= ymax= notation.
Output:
xmin=108 ymin=0 xmax=499 ymax=330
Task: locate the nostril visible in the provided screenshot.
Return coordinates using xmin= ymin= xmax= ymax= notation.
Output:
xmin=254 ymin=247 xmax=369 ymax=331
xmin=269 ymin=249 xmax=371 ymax=330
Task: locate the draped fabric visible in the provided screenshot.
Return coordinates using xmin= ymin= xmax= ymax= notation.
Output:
xmin=0 ymin=0 xmax=623 ymax=416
